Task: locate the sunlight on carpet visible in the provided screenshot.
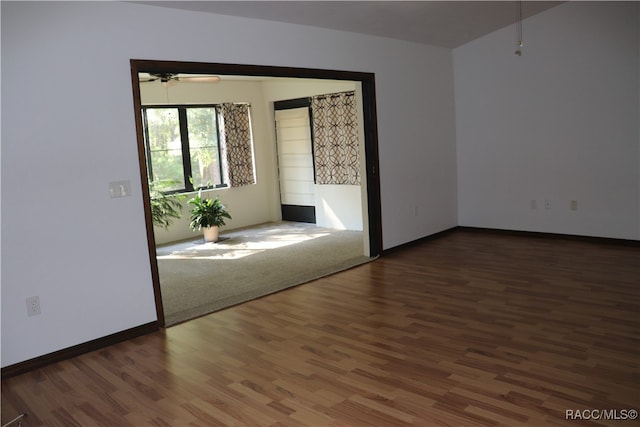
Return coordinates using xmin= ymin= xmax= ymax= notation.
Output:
xmin=157 ymin=230 xmax=330 ymax=260
xmin=156 ymin=221 xmax=373 ymax=326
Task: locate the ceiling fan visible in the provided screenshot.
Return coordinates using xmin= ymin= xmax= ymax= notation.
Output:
xmin=140 ymin=72 xmax=221 ymax=85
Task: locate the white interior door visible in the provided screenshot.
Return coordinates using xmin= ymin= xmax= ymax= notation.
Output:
xmin=275 ymin=107 xmax=316 ymax=222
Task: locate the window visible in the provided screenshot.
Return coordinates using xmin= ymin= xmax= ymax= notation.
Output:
xmin=142 ymin=104 xmax=254 ymax=193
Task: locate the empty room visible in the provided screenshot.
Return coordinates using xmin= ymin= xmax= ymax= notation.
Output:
xmin=2 ymin=1 xmax=638 ymax=426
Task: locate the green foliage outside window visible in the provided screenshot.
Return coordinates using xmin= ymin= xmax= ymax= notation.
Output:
xmin=144 ymin=105 xmax=224 ymax=193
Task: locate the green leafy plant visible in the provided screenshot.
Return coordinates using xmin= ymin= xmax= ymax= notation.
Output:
xmin=188 ymin=190 xmax=231 ymax=231
xmin=149 ymin=182 xmax=184 ymax=230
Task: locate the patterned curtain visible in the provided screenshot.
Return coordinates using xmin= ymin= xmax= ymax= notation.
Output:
xmin=218 ymin=103 xmax=255 ymax=187
xmin=311 ymin=91 xmax=360 ymax=185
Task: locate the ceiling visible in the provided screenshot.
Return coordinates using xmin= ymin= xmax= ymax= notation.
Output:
xmin=134 ymin=1 xmax=562 ymax=48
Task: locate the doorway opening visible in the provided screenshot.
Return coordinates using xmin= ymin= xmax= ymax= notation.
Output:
xmin=131 ymin=59 xmax=382 ymax=326
xmin=275 ymin=100 xmax=316 ymax=224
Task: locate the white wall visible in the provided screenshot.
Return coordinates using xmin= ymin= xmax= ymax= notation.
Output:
xmin=1 ymin=1 xmax=456 ymax=367
xmin=454 ymin=1 xmax=640 ymax=240
xmin=315 ymin=185 xmax=362 ymax=230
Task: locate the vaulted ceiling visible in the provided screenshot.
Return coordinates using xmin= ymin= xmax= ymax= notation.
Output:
xmin=134 ymin=1 xmax=562 ymax=48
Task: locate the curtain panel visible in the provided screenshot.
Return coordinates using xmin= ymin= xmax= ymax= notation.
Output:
xmin=311 ymin=91 xmax=360 ymax=185
xmin=218 ymin=103 xmax=255 ymax=187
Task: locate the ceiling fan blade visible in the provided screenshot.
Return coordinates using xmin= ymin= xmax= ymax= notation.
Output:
xmin=139 ymin=73 xmax=220 ymax=85
xmin=178 ymin=76 xmax=221 ymax=83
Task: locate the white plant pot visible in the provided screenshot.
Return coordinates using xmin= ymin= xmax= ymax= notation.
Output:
xmin=202 ymin=226 xmax=219 ymax=243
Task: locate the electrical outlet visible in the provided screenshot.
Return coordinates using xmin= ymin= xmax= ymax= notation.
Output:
xmin=530 ymin=200 xmax=537 ymax=210
xmin=26 ymin=296 xmax=42 ymax=317
xmin=570 ymin=200 xmax=578 ymax=211
xmin=544 ymin=199 xmax=551 ymax=210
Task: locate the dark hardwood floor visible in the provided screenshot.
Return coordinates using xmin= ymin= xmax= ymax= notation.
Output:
xmin=3 ymin=229 xmax=639 ymax=426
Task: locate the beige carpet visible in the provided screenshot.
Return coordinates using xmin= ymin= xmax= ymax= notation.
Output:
xmin=156 ymin=221 xmax=372 ymax=326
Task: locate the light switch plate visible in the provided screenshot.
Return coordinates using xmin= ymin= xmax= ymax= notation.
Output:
xmin=109 ymin=180 xmax=131 ymax=198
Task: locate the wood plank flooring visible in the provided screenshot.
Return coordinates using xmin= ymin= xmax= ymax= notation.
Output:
xmin=3 ymin=229 xmax=639 ymax=426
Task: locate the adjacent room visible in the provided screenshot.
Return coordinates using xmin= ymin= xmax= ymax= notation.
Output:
xmin=2 ymin=1 xmax=638 ymax=426
xmin=136 ymin=69 xmax=376 ymax=326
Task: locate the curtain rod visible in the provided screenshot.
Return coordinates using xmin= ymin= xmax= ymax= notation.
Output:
xmin=313 ymin=90 xmax=356 ymax=100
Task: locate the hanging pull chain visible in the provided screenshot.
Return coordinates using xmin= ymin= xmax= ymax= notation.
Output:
xmin=515 ymin=0 xmax=523 ymax=56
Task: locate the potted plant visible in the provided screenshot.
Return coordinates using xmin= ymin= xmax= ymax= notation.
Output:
xmin=149 ymin=182 xmax=183 ymax=230
xmin=187 ymin=189 xmax=231 ymax=242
